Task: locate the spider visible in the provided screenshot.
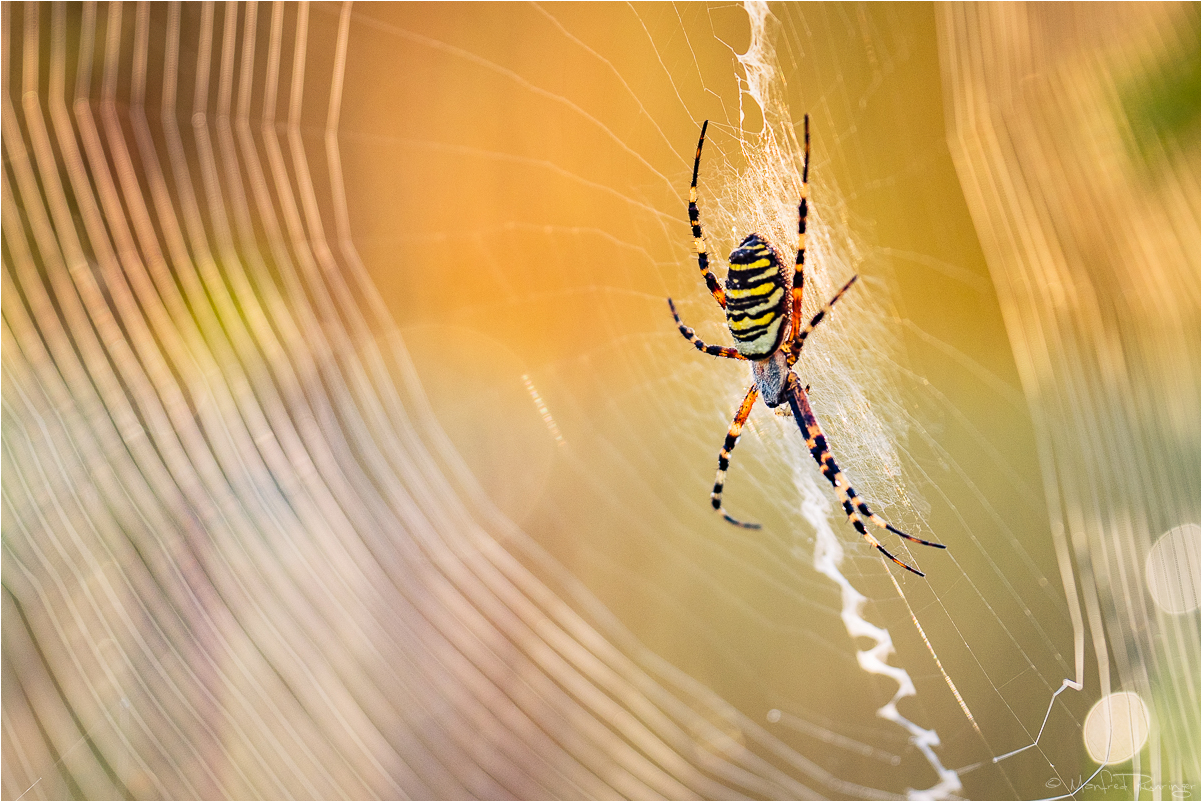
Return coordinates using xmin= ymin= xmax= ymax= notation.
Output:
xmin=667 ymin=117 xmax=946 ymax=577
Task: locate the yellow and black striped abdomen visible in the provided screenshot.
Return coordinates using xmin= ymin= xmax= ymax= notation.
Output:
xmin=724 ymin=234 xmax=788 ymax=360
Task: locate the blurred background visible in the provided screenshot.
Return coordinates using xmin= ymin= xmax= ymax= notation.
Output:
xmin=2 ymin=2 xmax=1197 ymax=799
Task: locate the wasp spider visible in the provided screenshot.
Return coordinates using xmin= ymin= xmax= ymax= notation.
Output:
xmin=667 ymin=117 xmax=946 ymax=576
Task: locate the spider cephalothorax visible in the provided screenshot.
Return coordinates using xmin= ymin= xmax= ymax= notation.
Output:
xmin=666 ymin=117 xmax=946 ymax=576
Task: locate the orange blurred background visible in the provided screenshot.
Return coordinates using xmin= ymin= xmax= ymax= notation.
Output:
xmin=3 ymin=2 xmax=1197 ymax=799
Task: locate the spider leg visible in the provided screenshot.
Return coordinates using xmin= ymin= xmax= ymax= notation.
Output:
xmin=784 ymin=375 xmax=945 ymax=576
xmin=667 ymin=298 xmax=747 ymax=361
xmin=711 ymin=384 xmax=761 ymax=529
xmin=787 ymin=274 xmax=858 ymax=367
xmin=689 ymin=120 xmax=727 ymax=310
xmin=788 ymin=114 xmax=811 ymax=345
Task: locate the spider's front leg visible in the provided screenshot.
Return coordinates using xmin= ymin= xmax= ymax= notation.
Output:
xmin=711 ymin=384 xmax=761 ymax=529
xmin=667 ymin=298 xmax=747 ymax=361
xmin=783 ymin=373 xmax=945 ymax=576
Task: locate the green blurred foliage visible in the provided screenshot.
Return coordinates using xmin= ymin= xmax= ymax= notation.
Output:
xmin=1121 ymin=4 xmax=1200 ymax=168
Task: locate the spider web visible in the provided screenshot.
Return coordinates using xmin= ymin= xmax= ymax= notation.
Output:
xmin=2 ymin=2 xmax=1197 ymax=800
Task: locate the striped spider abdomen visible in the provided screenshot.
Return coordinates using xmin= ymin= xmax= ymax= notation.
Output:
xmin=724 ymin=234 xmax=789 ymax=361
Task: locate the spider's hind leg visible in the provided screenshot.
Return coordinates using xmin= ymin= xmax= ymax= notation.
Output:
xmin=788 ymin=113 xmax=811 ymax=347
xmin=688 ymin=120 xmax=728 ymax=311
xmin=711 ymin=384 xmax=761 ymax=529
